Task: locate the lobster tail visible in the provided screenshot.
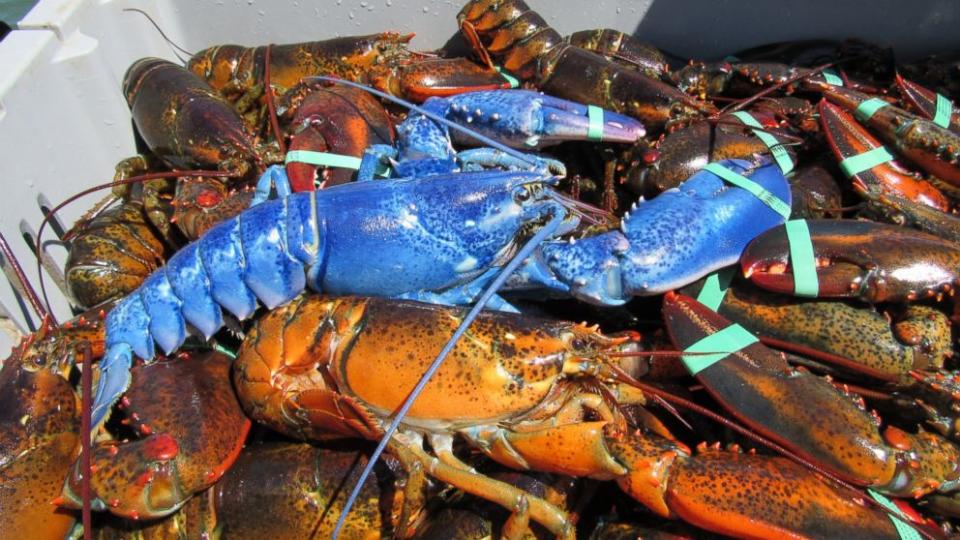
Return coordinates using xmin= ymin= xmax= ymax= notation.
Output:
xmin=458 ymin=0 xmax=564 ymax=81
xmin=92 ymin=193 xmax=323 ymax=432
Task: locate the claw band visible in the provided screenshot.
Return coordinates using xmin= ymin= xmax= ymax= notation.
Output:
xmin=682 ymin=323 xmax=758 ymax=375
xmin=495 ymin=66 xmax=520 ymax=89
xmin=839 ymin=146 xmax=894 ymax=177
xmin=934 ymin=93 xmax=953 ymax=128
xmin=286 ymin=150 xmax=361 ymax=170
xmin=732 ymin=111 xmax=795 ymax=174
xmin=587 ymin=105 xmax=604 ymax=141
xmin=867 ymin=490 xmax=922 ymax=540
xmin=854 ymin=98 xmax=890 ymax=122
xmin=822 ymin=69 xmax=843 ymax=86
xmin=696 ymin=266 xmax=736 ymax=311
xmin=784 ymin=220 xmax=819 ymax=297
xmin=286 ymin=150 xmax=390 ymax=177
xmin=702 ymin=163 xmax=792 ymax=218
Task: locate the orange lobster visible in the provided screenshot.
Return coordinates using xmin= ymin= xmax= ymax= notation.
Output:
xmin=232 ymin=294 xmax=902 ymax=539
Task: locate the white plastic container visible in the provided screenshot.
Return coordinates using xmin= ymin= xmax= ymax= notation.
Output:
xmin=0 ymin=0 xmax=957 ymax=356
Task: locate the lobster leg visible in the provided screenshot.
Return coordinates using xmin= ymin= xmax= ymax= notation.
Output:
xmin=399 ymin=432 xmax=575 ymax=539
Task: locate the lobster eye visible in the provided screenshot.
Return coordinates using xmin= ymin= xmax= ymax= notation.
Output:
xmin=513 ymin=187 xmax=532 ymax=204
xmin=571 ymin=338 xmax=587 ymax=349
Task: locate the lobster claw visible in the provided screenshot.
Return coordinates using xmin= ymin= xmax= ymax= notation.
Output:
xmin=818 ymin=100 xmax=950 ymax=212
xmin=741 ymin=219 xmax=960 ymax=303
xmin=435 ymin=89 xmax=646 ymax=149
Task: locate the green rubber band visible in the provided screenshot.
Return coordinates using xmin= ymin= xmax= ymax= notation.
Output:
xmin=731 ymin=111 xmax=795 ymax=175
xmin=723 ymin=55 xmax=740 ymax=62
xmin=854 ymin=98 xmax=889 ymax=122
xmin=839 ymin=146 xmax=894 ymax=177
xmin=495 ymin=66 xmax=520 ymax=89
xmin=867 ymin=490 xmax=922 ymax=540
xmin=702 ymin=163 xmax=792 ymax=219
xmin=822 ymin=69 xmax=843 ymax=86
xmin=682 ymin=323 xmax=758 ymax=375
xmin=587 ymin=105 xmax=604 ymax=141
xmin=696 ymin=266 xmax=736 ymax=312
xmin=784 ymin=220 xmax=819 ymax=297
xmin=213 ymin=343 xmax=237 ymax=359
xmin=934 ymin=93 xmax=953 ymax=128
xmin=285 ymin=150 xmax=362 ymax=170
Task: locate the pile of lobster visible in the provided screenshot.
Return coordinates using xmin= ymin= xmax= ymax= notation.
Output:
xmin=6 ymin=0 xmax=960 ymax=538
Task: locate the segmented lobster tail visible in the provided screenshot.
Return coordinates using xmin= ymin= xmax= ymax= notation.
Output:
xmin=458 ymin=0 xmax=564 ymax=81
xmin=92 ymin=193 xmax=321 ymax=429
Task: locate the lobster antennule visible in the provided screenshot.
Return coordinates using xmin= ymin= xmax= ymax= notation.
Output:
xmin=332 ymin=205 xmax=569 ymax=539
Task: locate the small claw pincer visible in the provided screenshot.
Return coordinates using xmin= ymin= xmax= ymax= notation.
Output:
xmin=741 ymin=219 xmax=960 ymax=303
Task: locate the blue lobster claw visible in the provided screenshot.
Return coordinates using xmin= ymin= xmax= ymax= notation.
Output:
xmin=518 ymin=158 xmax=792 ymax=305
xmin=358 ymin=90 xmax=645 ymax=180
xmin=434 ymin=90 xmax=646 ymax=148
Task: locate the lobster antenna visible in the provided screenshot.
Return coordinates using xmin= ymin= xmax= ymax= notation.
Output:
xmin=35 ymin=170 xmax=233 ymax=319
xmin=306 ymin=76 xmax=539 ymax=167
xmin=0 ymin=230 xmax=48 ymax=321
xmin=262 ymin=45 xmax=287 ymax=156
xmin=332 ymin=207 xmax=568 ymax=539
xmin=718 ymin=60 xmax=840 ymax=117
xmin=122 ymin=8 xmax=194 ymax=63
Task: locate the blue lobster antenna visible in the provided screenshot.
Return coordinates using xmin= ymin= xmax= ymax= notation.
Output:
xmin=312 ymin=77 xmax=562 ymax=538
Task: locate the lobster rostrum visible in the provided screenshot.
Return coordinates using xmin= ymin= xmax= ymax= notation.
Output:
xmin=232 ymin=294 xmax=901 ymax=539
xmin=456 ymin=0 xmax=710 ymax=131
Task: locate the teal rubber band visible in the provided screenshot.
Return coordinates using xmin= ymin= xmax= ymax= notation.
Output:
xmin=213 ymin=343 xmax=237 ymax=359
xmin=285 ymin=150 xmax=362 ymax=171
xmin=587 ymin=105 xmax=604 ymax=141
xmin=822 ymin=69 xmax=843 ymax=86
xmin=839 ymin=146 xmax=894 ymax=177
xmin=934 ymin=93 xmax=953 ymax=128
xmin=696 ymin=266 xmax=736 ymax=312
xmin=702 ymin=163 xmax=792 ymax=219
xmin=495 ymin=66 xmax=520 ymax=89
xmin=682 ymin=323 xmax=758 ymax=375
xmin=854 ymin=98 xmax=889 ymax=122
xmin=867 ymin=490 xmax=922 ymax=540
xmin=723 ymin=55 xmax=740 ymax=62
xmin=784 ymin=220 xmax=819 ymax=297
xmin=731 ymin=111 xmax=795 ymax=175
